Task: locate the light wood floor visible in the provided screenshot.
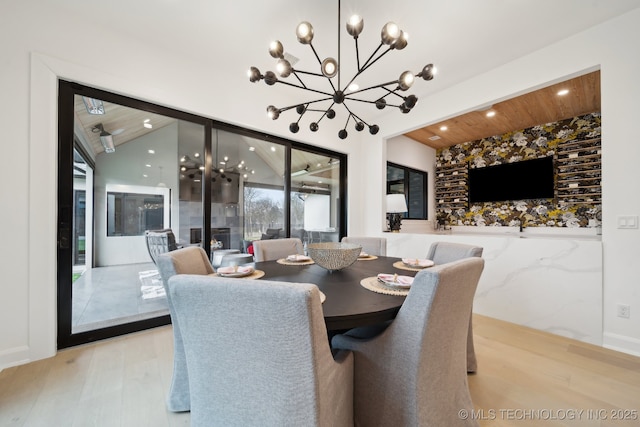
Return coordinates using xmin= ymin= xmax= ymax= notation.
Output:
xmin=1 ymin=314 xmax=639 ymax=426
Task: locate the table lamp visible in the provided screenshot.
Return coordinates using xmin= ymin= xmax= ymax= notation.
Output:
xmin=386 ymin=194 xmax=408 ymax=232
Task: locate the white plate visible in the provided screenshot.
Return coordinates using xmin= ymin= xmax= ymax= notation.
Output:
xmin=286 ymin=254 xmax=312 ymax=262
xmin=377 ymin=273 xmax=414 ymax=288
xmin=401 ymin=258 xmax=434 ymax=268
xmin=216 ymin=266 xmax=255 ymax=278
xmin=358 ymin=252 xmax=370 ymax=258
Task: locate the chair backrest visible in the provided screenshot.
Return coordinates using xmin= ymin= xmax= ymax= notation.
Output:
xmin=332 ymin=257 xmax=484 ymax=426
xmin=168 ymin=274 xmax=354 ymax=427
xmin=252 ymin=237 xmax=304 ymax=262
xmin=155 ymin=246 xmax=215 ymax=412
xmin=145 ymin=229 xmax=178 ymax=265
xmin=426 ymin=241 xmax=483 ymax=265
xmin=341 ymin=236 xmax=387 ymax=256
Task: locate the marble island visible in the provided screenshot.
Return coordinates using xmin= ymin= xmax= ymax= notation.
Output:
xmin=380 ymin=228 xmax=603 ymax=347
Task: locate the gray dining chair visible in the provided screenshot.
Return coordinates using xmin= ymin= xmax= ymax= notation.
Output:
xmin=145 ymin=229 xmax=178 ymax=265
xmin=341 ymin=236 xmax=387 ymax=256
xmin=332 ymin=257 xmax=485 ymax=427
xmin=168 ymin=274 xmax=354 ymax=427
xmin=156 ymin=246 xmax=215 ymax=412
xmin=252 ymin=237 xmax=304 ymax=262
xmin=426 ymin=241 xmax=483 ymax=372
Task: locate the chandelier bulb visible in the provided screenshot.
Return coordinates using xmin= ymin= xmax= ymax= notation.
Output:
xmin=321 ymin=58 xmax=338 ymax=78
xmin=404 ymin=94 xmax=418 ymax=109
xmin=398 ymin=71 xmax=415 ymax=91
xmin=296 ymin=104 xmax=306 ymax=114
xmin=392 ymin=31 xmax=408 ymax=50
xmin=263 ymin=71 xmax=278 ymax=86
xmin=267 ymin=105 xmax=280 ymax=120
xmin=289 ymin=122 xmax=300 ymax=133
xmin=310 ymin=122 xmax=319 ymax=132
xmin=276 ymin=59 xmax=292 ymax=78
xmin=338 ymin=129 xmax=348 ymax=139
xmin=346 ymin=15 xmax=364 ymax=38
xmin=355 ymin=121 xmax=365 ymax=132
xmin=381 ymin=22 xmax=400 ymax=45
xmin=419 ymin=64 xmax=436 ymax=81
xmin=296 ymin=21 xmax=314 ymax=44
xmin=375 ymin=98 xmax=387 ymax=110
xmin=269 ymin=40 xmax=284 ymax=59
xmin=326 ymin=109 xmax=336 ymax=119
xmin=369 ymin=125 xmax=380 ymax=135
xmin=248 ymin=66 xmax=262 ymax=83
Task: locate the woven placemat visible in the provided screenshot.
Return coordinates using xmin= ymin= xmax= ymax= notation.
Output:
xmin=276 ymin=258 xmax=315 ymax=266
xmin=357 ymin=255 xmax=378 ymax=261
xmin=360 ymin=276 xmax=410 ymax=296
xmin=213 ymin=269 xmax=265 ymax=280
xmin=392 ymin=261 xmax=431 ymax=272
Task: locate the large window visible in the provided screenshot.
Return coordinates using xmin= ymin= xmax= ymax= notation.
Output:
xmin=387 ymin=162 xmax=428 ymax=219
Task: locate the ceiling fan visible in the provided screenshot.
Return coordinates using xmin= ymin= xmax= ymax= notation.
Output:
xmin=92 ymin=123 xmax=124 ymax=153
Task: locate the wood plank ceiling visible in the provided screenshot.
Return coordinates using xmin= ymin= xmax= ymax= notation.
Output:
xmin=404 ymin=70 xmax=601 ymax=150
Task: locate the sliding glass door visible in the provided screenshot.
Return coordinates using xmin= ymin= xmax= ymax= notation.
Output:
xmin=58 ymin=81 xmax=347 ymax=348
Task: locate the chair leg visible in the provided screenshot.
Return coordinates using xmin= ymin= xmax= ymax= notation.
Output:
xmin=467 ymin=316 xmax=477 ymax=373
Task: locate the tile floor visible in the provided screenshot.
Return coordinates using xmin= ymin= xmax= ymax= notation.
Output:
xmin=72 ymin=262 xmax=170 ymax=333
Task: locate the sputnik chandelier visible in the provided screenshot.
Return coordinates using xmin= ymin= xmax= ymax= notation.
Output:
xmin=248 ymin=0 xmax=436 ymax=139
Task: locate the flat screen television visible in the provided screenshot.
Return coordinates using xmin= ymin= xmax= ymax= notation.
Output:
xmin=468 ymin=156 xmax=555 ymax=203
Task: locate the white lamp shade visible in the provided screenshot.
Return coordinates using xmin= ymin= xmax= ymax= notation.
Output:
xmin=386 ymin=194 xmax=407 ymax=213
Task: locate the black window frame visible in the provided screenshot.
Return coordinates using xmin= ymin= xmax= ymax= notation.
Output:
xmin=386 ymin=161 xmax=428 ymax=220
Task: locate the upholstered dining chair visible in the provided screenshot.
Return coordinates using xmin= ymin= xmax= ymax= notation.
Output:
xmin=168 ymin=274 xmax=354 ymax=427
xmin=341 ymin=236 xmax=387 ymax=256
xmin=252 ymin=237 xmax=304 ymax=262
xmin=332 ymin=257 xmax=485 ymax=427
xmin=145 ymin=229 xmax=178 ymax=265
xmin=426 ymin=241 xmax=483 ymax=373
xmin=156 ymin=246 xmax=215 ymax=412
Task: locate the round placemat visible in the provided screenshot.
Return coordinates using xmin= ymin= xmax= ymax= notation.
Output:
xmin=360 ymin=276 xmax=410 ymax=296
xmin=276 ymin=258 xmax=315 ymax=266
xmin=357 ymin=255 xmax=378 ymax=261
xmin=392 ymin=261 xmax=432 ymax=272
xmin=213 ymin=269 xmax=265 ymax=280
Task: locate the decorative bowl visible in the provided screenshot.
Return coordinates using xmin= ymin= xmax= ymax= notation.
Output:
xmin=306 ymin=242 xmax=362 ymax=271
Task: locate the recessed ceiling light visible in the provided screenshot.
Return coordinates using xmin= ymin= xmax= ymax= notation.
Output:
xmin=145 ymin=164 xmax=151 ymax=167
xmin=486 ymin=111 xmax=496 ymax=118
xmin=249 ymin=146 xmax=256 ymax=151
xmin=148 ymin=149 xmax=155 ymax=154
xmin=440 ymin=126 xmax=448 ymax=131
xmin=557 ymin=89 xmax=569 ymax=96
xmin=143 ymin=174 xmax=148 ymax=178
xmin=271 ymin=146 xmax=276 ymax=152
xmin=144 ymin=123 xmax=153 ymax=129
xmin=194 ymin=153 xmax=200 ymax=158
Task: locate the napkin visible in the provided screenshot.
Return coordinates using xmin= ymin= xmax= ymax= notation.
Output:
xmin=377 ymin=273 xmax=413 ymax=287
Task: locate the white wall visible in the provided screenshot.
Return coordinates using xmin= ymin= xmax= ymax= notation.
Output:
xmin=1 ymin=3 xmax=640 ymax=368
xmin=386 ymin=135 xmax=437 ymax=233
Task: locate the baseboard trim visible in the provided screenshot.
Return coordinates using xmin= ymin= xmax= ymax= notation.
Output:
xmin=603 ymin=332 xmax=640 ymax=357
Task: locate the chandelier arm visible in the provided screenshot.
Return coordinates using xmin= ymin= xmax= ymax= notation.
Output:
xmin=293 ymin=69 xmax=327 ymax=78
xmin=381 ymin=87 xmax=407 ymax=100
xmin=358 ymin=47 xmax=394 ymax=75
xmin=358 ymin=43 xmax=384 ymax=73
xmin=309 ymin=43 xmax=324 ymax=67
xmin=354 ymin=38 xmax=361 ymax=71
xmin=347 ymin=80 xmax=399 ymax=95
xmin=343 ymin=106 xmax=372 ymax=127
xmin=276 ymin=80 xmax=334 ymax=97
xmin=343 ymin=97 xmax=404 ymax=108
xmin=343 ymin=46 xmax=393 ymax=91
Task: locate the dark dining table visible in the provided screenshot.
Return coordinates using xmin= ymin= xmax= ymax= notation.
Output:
xmin=254 ymin=255 xmax=416 ymax=332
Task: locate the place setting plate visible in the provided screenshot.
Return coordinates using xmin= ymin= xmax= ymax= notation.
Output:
xmin=277 ymin=254 xmax=315 ymax=265
xmin=393 ymin=258 xmax=434 ymax=272
xmin=357 ymin=252 xmax=378 ymax=261
xmin=214 ymin=265 xmax=265 ymax=279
